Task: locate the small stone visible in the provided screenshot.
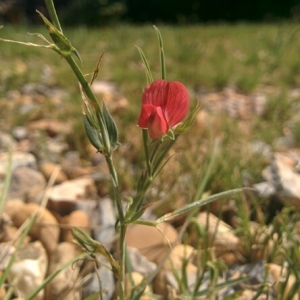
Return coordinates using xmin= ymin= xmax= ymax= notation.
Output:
xmin=38 ymin=162 xmax=68 ymax=184
xmin=0 ymin=224 xmax=19 ymax=243
xmin=153 ymin=244 xmax=198 ymax=298
xmin=90 ymin=81 xmax=128 ymax=113
xmin=7 ymin=241 xmax=47 ymax=300
xmin=12 ymin=126 xmax=28 ymax=141
xmin=262 ymin=154 xmax=300 ymax=206
xmin=127 ymin=247 xmax=157 ymax=277
xmin=238 ymin=222 xmax=277 ymax=262
xmin=8 ymin=167 xmax=46 ymax=202
xmin=0 ymin=275 xmax=6 ymax=298
xmin=235 ymin=289 xmax=269 ymax=300
xmin=250 ymin=140 xmax=272 ymax=158
xmin=0 ymin=131 xmax=17 ymax=152
xmin=44 ymin=137 xmax=69 ymax=161
xmin=48 ymin=177 xmax=97 ymax=215
xmin=90 ymin=81 xmax=117 ymax=95
xmin=19 ymin=100 xmax=38 ymax=115
xmin=93 ymin=198 xmax=116 ymax=250
xmin=0 ymin=243 xmax=15 ymax=270
xmin=200 ymin=88 xmax=267 ymax=120
xmin=274 ymin=135 xmax=295 ymax=150
xmin=268 ymin=263 xmax=298 ymax=300
xmin=0 ymin=151 xmax=36 ymax=177
xmin=61 ymin=151 xmax=93 ymax=179
xmin=126 ymin=222 xmax=178 ymax=263
xmin=16 ymin=139 xmax=32 ymax=153
xmin=190 ymin=212 xmax=240 ymax=264
xmin=253 ymin=181 xmax=276 ymax=197
xmin=61 ymin=210 xmax=90 ymax=243
xmin=229 ymin=261 xmax=267 ymax=286
xmin=28 ymin=119 xmax=71 ymax=137
xmin=82 ymin=255 xmax=114 ymax=300
xmin=45 ymin=242 xmax=81 ymax=300
xmin=4 ymin=202 xmax=60 ymax=254
xmin=123 ymin=272 xmax=152 ymax=299
xmin=75 ymin=199 xmax=98 ymax=217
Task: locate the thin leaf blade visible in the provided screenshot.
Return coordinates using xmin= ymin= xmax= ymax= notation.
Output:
xmin=156 ymin=188 xmax=248 ymax=223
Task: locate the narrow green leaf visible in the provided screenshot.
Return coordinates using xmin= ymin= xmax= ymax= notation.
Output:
xmin=136 ymin=46 xmax=154 ymax=84
xmin=103 ymin=103 xmax=119 ymax=151
xmin=137 ymin=171 xmax=148 ymax=192
xmin=83 ymin=114 xmax=103 ymax=151
xmin=132 ymin=220 xmax=157 ymax=227
xmin=156 ymin=188 xmax=248 ymax=223
xmin=154 ymin=26 xmax=166 ymax=80
xmin=194 ymin=138 xmax=220 ymax=202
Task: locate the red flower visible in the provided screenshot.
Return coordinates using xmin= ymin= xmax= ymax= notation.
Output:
xmin=137 ymin=79 xmax=189 ymax=139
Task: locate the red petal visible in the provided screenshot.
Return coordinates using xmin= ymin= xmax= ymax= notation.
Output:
xmin=142 ymin=80 xmax=169 ymax=107
xmin=164 ymin=81 xmax=189 ymax=128
xmin=148 ymin=107 xmax=168 ymax=139
xmin=141 ymin=80 xmax=189 ymax=128
xmin=137 ymin=104 xmax=156 ymax=128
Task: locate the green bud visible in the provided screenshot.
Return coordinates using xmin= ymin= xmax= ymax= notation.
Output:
xmin=83 ymin=114 xmax=104 ymax=152
xmin=37 ymin=10 xmax=81 ymax=62
xmin=103 ymin=103 xmax=119 ymax=151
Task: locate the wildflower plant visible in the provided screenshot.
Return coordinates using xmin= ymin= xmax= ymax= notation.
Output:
xmin=0 ymin=0 xmax=246 ymax=298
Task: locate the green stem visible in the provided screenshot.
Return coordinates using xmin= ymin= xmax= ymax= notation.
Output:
xmin=125 ymin=177 xmax=153 ymax=222
xmin=142 ymin=129 xmax=151 ymax=177
xmin=128 ymin=137 xmax=178 ymax=219
xmin=41 ymin=1 xmax=126 ymax=297
xmin=118 ymin=224 xmax=127 ymax=300
xmin=104 ymin=155 xmax=125 ymax=300
xmin=44 ymin=0 xmax=62 ymax=32
xmin=105 ymin=154 xmax=124 ymax=223
xmin=150 ymin=139 xmax=161 ymax=164
xmin=64 ymin=54 xmax=111 ymax=154
xmin=64 ymin=55 xmax=97 ymax=104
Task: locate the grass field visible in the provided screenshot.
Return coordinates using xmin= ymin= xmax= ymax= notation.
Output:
xmin=2 ymin=22 xmax=300 ymax=298
xmin=1 ymin=23 xmax=300 ymax=191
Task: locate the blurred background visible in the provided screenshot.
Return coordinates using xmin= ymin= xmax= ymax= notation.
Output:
xmin=1 ymin=0 xmax=300 ymax=26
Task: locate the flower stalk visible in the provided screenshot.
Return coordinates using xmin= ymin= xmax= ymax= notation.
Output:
xmin=42 ymin=0 xmax=125 ymax=297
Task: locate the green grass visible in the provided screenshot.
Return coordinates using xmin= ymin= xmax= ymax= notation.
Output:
xmin=2 ymin=21 xmax=300 ymax=298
